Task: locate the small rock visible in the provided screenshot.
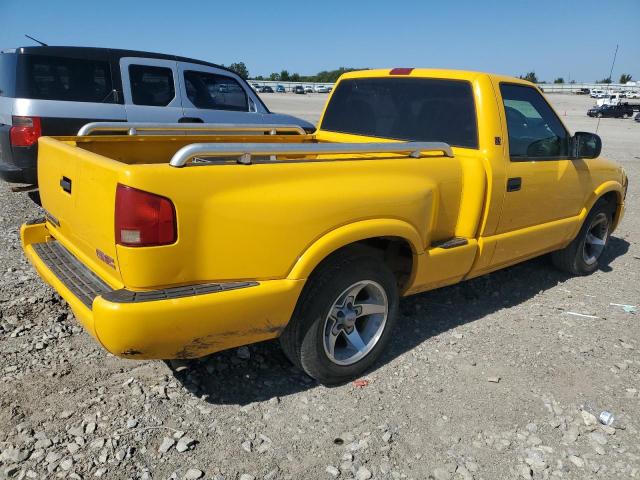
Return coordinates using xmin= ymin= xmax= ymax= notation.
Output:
xmin=184 ymin=469 xmax=204 ymax=480
xmin=487 ymin=376 xmax=500 ymax=383
xmin=176 ymin=437 xmax=196 ymax=453
xmin=241 ymin=440 xmax=252 ymax=453
xmin=581 ymin=410 xmax=598 ymax=427
xmin=67 ymin=443 xmax=80 ymax=454
xmin=355 ymin=466 xmax=372 ymax=480
xmin=158 ymin=437 xmax=176 ymax=453
xmin=382 ymin=431 xmax=392 ymax=443
xmin=239 ymin=475 xmax=255 ymax=480
xmin=601 ymin=425 xmax=616 ymax=435
xmin=568 ymin=455 xmax=584 ymax=468
xmin=236 ymin=346 xmax=251 ymax=360
xmin=325 ymin=465 xmax=340 ymax=477
xmin=85 ymin=422 xmax=97 ymax=434
xmin=126 ymin=418 xmax=138 ymax=429
xmin=60 ymin=458 xmax=74 ymax=471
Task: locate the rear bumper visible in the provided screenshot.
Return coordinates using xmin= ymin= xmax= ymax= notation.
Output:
xmin=21 ymin=222 xmax=304 ymax=359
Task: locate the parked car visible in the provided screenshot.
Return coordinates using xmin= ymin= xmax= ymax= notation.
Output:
xmin=0 ymin=46 xmax=314 ymax=185
xmin=276 ymin=85 xmax=285 ymax=93
xmin=575 ymin=88 xmax=590 ymax=95
xmin=590 ymin=89 xmax=607 ymax=98
xmin=293 ymin=85 xmax=306 ymax=94
xmin=587 ymin=104 xmax=634 ymax=118
xmin=315 ymin=85 xmax=332 ymax=93
xmin=304 ymin=85 xmax=314 ymax=93
xmin=626 ymin=91 xmax=640 ymax=99
xmin=251 ymin=83 xmax=260 ymax=90
xmin=21 ymin=68 xmax=626 ymax=384
xmin=635 ymin=112 xmax=640 ymax=122
xmin=259 ymin=86 xmax=274 ymax=93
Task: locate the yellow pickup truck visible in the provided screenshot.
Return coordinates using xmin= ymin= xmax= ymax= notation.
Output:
xmin=21 ymin=68 xmax=627 ymax=384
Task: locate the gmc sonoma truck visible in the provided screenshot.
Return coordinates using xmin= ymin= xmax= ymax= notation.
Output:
xmin=21 ymin=69 xmax=627 ymax=384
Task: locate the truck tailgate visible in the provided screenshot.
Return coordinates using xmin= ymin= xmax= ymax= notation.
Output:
xmin=38 ymin=137 xmax=123 ymax=288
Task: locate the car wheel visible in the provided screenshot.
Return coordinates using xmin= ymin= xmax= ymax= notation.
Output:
xmin=596 ymin=112 xmax=603 ymax=118
xmin=279 ymin=245 xmax=399 ymax=384
xmin=551 ymin=200 xmax=613 ymax=276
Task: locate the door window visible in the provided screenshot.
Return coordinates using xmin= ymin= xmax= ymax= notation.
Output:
xmin=500 ymin=83 xmax=569 ymax=159
xmin=129 ymin=65 xmax=175 ymax=106
xmin=184 ymin=70 xmax=248 ymax=111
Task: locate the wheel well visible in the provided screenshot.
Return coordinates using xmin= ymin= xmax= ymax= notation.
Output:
xmin=333 ymin=237 xmax=415 ymax=292
xmin=599 ymin=191 xmax=619 ymax=223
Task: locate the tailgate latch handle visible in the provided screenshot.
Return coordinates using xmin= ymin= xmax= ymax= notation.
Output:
xmin=60 ymin=176 xmax=72 ymax=194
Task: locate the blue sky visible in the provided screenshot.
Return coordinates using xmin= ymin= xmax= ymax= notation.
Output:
xmin=1 ymin=0 xmax=638 ymax=82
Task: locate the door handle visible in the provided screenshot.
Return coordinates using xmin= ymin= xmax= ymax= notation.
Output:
xmin=178 ymin=117 xmax=204 ymax=123
xmin=507 ymin=177 xmax=522 ymax=192
xmin=60 ymin=176 xmax=72 ymax=194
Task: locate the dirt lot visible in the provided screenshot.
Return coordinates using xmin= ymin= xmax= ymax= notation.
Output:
xmin=0 ymin=94 xmax=638 ymax=480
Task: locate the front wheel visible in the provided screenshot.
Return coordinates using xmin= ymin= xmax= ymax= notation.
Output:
xmin=551 ymin=201 xmax=612 ymax=275
xmin=280 ymin=246 xmax=399 ymax=384
xmin=596 ymin=112 xmax=603 ymax=118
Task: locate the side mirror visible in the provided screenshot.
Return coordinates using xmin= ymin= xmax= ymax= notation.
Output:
xmin=572 ymin=132 xmax=602 ymax=159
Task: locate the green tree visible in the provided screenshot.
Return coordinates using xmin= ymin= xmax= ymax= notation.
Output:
xmin=279 ymin=70 xmax=290 ymax=81
xmin=290 ymin=73 xmax=301 ymax=82
xmin=619 ymin=73 xmax=633 ymax=84
xmin=597 ymin=77 xmax=612 ymax=84
xmin=269 ymin=72 xmax=280 ymax=81
xmin=228 ymin=62 xmax=249 ymax=79
xmin=518 ymin=72 xmax=538 ymax=83
xmin=553 ymin=77 xmax=565 ymax=84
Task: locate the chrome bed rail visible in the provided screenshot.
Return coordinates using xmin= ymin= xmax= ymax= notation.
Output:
xmin=169 ymin=142 xmax=454 ymax=167
xmin=77 ymin=122 xmax=308 ymax=136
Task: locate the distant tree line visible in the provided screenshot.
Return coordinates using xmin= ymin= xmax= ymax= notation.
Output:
xmin=227 ymin=63 xmax=634 ymax=85
xmin=250 ymin=67 xmax=366 ymax=83
xmin=519 ymin=71 xmax=634 ymax=84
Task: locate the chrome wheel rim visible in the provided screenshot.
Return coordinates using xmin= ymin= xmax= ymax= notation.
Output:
xmin=323 ymin=280 xmax=388 ymax=366
xmin=583 ymin=213 xmax=609 ymax=266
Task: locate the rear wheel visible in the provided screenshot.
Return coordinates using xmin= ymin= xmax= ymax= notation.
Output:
xmin=280 ymin=246 xmax=399 ymax=384
xmin=551 ymin=201 xmax=612 ymax=275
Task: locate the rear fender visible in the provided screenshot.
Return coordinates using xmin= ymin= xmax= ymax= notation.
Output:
xmin=286 ymin=219 xmax=424 ymax=281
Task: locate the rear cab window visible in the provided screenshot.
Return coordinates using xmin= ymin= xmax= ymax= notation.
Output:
xmin=320 ymin=77 xmax=478 ymax=149
xmin=184 ymin=70 xmax=248 ymax=111
xmin=16 ymin=54 xmax=115 ymax=103
xmin=129 ymin=65 xmax=175 ymax=106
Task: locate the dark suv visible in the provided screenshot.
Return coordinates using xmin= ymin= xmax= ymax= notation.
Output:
xmin=587 ymin=103 xmax=634 ymax=118
xmin=0 ymin=46 xmax=314 ymax=185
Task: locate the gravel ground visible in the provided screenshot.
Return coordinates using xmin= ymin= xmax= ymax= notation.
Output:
xmin=0 ymin=94 xmax=639 ymax=480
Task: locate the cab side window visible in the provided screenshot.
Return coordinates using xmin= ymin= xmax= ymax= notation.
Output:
xmin=184 ymin=70 xmax=248 ymax=111
xmin=500 ymin=83 xmax=569 ymax=159
xmin=129 ymin=65 xmax=175 ymax=106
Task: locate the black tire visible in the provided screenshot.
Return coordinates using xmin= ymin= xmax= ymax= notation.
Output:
xmin=596 ymin=112 xmax=603 ymax=118
xmin=280 ymin=245 xmax=399 ymax=385
xmin=551 ymin=200 xmax=613 ymax=275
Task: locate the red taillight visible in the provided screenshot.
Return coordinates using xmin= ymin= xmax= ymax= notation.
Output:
xmin=10 ymin=116 xmax=42 ymax=147
xmin=115 ymin=184 xmax=176 ymax=247
xmin=389 ymin=68 xmax=414 ymax=75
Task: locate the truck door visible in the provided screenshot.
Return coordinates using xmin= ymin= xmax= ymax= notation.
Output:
xmin=120 ymin=57 xmax=183 ymax=122
xmin=176 ymin=62 xmax=264 ymax=123
xmin=490 ymin=81 xmax=594 ymax=266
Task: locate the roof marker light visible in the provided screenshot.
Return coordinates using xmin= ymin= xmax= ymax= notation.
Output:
xmin=389 ymin=68 xmax=414 ymax=75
